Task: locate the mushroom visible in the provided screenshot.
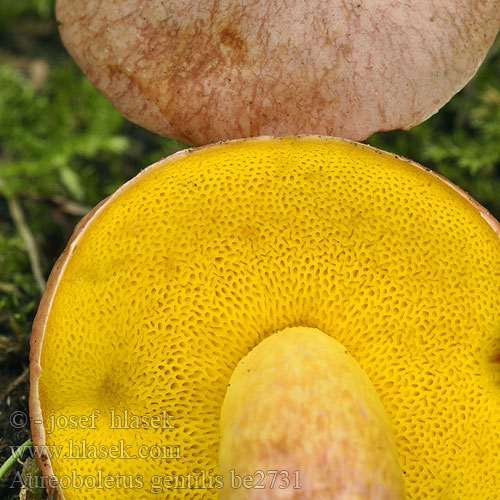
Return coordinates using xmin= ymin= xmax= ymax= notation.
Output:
xmin=30 ymin=136 xmax=500 ymax=499
xmin=55 ymin=1 xmax=500 ymax=145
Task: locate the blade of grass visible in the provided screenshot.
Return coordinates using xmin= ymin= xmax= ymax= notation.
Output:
xmin=0 ymin=438 xmax=32 ymax=480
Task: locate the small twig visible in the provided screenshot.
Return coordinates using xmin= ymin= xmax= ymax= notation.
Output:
xmin=51 ymin=195 xmax=90 ymax=216
xmin=7 ymin=196 xmax=46 ymax=294
xmin=24 ymin=194 xmax=90 ymax=216
xmin=5 ymin=367 xmax=29 ymax=397
xmin=0 ymin=439 xmax=32 ymax=481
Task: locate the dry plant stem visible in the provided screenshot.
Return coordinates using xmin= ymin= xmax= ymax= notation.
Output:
xmin=7 ymin=196 xmax=46 ymax=294
xmin=5 ymin=367 xmax=30 ymax=396
xmin=51 ymin=196 xmax=90 ymax=216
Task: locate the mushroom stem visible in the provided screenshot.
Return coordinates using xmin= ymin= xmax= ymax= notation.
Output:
xmin=219 ymin=327 xmax=404 ymax=500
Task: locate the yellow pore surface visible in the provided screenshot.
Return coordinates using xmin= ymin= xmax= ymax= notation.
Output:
xmin=38 ymin=137 xmax=500 ymax=499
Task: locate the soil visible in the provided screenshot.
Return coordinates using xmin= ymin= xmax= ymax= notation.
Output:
xmin=0 ymin=352 xmax=32 ymax=499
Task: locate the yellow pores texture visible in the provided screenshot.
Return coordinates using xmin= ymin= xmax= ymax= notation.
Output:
xmin=38 ymin=137 xmax=500 ymax=499
xmin=219 ymin=327 xmax=404 ymax=500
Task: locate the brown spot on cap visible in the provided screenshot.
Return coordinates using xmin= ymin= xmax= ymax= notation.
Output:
xmin=219 ymin=27 xmax=245 ymax=51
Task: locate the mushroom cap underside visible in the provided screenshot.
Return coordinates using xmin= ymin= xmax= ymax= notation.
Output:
xmin=30 ymin=136 xmax=500 ymax=499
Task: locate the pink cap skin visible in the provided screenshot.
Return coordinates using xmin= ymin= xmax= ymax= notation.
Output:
xmin=55 ymin=0 xmax=499 ymax=145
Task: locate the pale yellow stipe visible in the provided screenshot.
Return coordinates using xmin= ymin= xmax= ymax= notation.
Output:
xmin=32 ymin=137 xmax=500 ymax=500
xmin=219 ymin=327 xmax=405 ymax=500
